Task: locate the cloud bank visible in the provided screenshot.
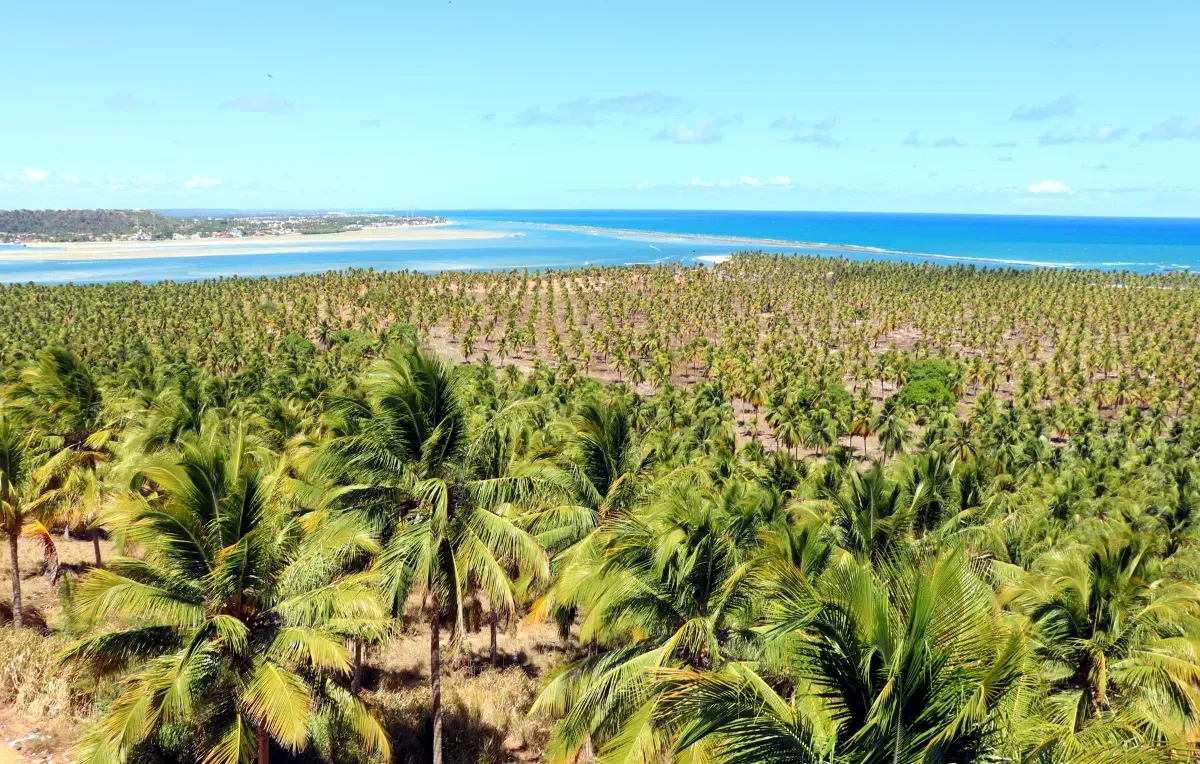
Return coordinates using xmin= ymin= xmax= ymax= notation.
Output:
xmin=1011 ymin=95 xmax=1079 ymax=121
xmin=514 ymin=91 xmax=683 ymax=127
xmin=219 ymin=95 xmax=296 ymax=114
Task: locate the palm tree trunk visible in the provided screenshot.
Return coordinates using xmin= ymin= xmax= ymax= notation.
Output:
xmin=257 ymin=723 xmax=269 ymax=764
xmin=431 ymin=600 xmax=443 ymax=764
xmin=352 ymin=639 xmax=363 ymax=693
xmin=8 ymin=533 xmax=21 ymax=628
xmin=489 ymin=605 xmax=499 ymax=667
xmin=92 ymin=531 xmax=103 ymax=567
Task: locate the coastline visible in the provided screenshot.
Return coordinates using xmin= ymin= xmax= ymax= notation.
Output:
xmin=518 ymin=222 xmax=1106 ymax=271
xmin=522 ymin=221 xmax=905 ymax=256
xmin=1 ymin=226 xmax=517 ymax=262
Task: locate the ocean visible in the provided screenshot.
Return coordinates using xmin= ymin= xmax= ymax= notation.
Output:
xmin=2 ymin=210 xmax=1199 ymax=285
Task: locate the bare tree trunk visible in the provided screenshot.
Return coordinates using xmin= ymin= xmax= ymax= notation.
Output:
xmin=92 ymin=531 xmax=103 ymax=567
xmin=8 ymin=534 xmax=22 ymax=628
xmin=431 ymin=599 xmax=443 ymax=764
xmin=352 ymin=639 xmax=363 ymax=693
xmin=257 ymin=723 xmax=269 ymax=764
xmin=489 ymin=605 xmax=499 ymax=668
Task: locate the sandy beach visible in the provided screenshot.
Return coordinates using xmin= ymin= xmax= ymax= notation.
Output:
xmin=1 ymin=226 xmax=516 ymax=262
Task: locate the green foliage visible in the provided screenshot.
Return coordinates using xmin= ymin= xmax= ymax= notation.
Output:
xmin=1 ymin=253 xmax=1200 ymax=763
xmin=0 ymin=209 xmax=176 ymax=241
xmin=280 ymin=332 xmax=316 ymax=358
xmin=896 ymin=359 xmax=957 ymax=410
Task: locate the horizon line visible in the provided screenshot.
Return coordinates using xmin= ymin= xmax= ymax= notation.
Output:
xmin=5 ymin=206 xmax=1198 ymax=222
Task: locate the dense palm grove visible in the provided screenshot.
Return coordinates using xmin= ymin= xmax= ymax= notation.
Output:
xmin=2 ymin=252 xmax=1200 ymax=763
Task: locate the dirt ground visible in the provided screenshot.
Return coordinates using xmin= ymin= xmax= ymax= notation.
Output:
xmin=1 ymin=535 xmax=118 ymax=626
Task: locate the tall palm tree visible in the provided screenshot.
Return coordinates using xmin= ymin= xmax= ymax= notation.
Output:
xmin=6 ymin=345 xmax=107 ymax=449
xmin=318 ymin=346 xmax=547 ymax=764
xmin=0 ymin=419 xmax=58 ymax=628
xmin=528 ymin=398 xmax=656 ymax=633
xmin=532 ymin=478 xmax=764 ymax=762
xmin=872 ymin=397 xmax=911 ymax=462
xmin=60 ymin=438 xmax=390 ymax=764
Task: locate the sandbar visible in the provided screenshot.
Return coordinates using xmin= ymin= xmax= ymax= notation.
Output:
xmin=1 ymin=226 xmax=516 ymax=262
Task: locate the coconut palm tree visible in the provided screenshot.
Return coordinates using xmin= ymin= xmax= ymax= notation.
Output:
xmin=6 ymin=346 xmax=104 ymax=438
xmin=873 ymin=396 xmax=912 ymax=462
xmin=658 ymin=550 xmax=1028 ymax=763
xmin=60 ymin=438 xmax=390 ymax=764
xmin=317 ymin=346 xmax=547 ymax=764
xmin=1009 ymin=525 xmax=1200 ymax=744
xmin=0 ymin=419 xmax=59 ymax=628
xmin=532 ymin=478 xmax=765 ymax=761
xmin=802 ymin=462 xmax=926 ymax=564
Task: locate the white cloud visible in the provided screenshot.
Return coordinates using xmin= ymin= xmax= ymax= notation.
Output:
xmin=59 ymin=173 xmax=80 ymax=183
xmin=626 ymin=175 xmax=795 ymax=191
xmin=219 ymin=95 xmax=295 ymax=114
xmin=902 ymin=131 xmax=964 ymax=148
xmin=1139 ymin=115 xmax=1200 ymax=142
xmin=185 ymin=175 xmax=221 ymax=189
xmin=1011 ymin=95 xmax=1079 ymax=121
xmin=1038 ymin=125 xmax=1129 ymax=146
xmin=788 ymin=132 xmax=840 ymax=147
xmin=514 ymin=92 xmax=683 ymax=127
xmin=651 ymin=117 xmax=732 ymax=145
xmin=1027 ymin=179 xmax=1072 ymax=194
xmin=771 ymin=114 xmax=837 ymax=131
xmin=7 ymin=167 xmax=49 ymax=183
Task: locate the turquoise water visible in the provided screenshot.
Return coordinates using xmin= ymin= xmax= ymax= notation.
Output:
xmin=2 ymin=210 xmax=1198 ymax=284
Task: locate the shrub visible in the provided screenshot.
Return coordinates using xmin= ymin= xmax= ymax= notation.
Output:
xmin=897 ymin=360 xmax=957 ymax=409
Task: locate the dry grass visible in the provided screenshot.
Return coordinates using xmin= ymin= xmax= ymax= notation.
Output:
xmin=350 ymin=617 xmax=572 ymax=763
xmin=0 ymin=629 xmax=98 ymax=761
xmin=367 ymin=668 xmax=548 ymax=764
xmin=0 ymin=630 xmax=88 ymax=720
xmin=0 ymin=536 xmax=118 ymax=761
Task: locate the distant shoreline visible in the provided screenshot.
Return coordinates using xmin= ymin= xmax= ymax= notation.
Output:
xmin=0 ymin=225 xmax=517 ymax=262
xmin=522 ymin=222 xmax=903 ymax=255
xmin=518 ymin=222 xmax=1141 ymax=271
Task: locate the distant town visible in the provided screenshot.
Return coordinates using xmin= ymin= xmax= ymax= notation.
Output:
xmin=0 ymin=209 xmax=446 ymax=243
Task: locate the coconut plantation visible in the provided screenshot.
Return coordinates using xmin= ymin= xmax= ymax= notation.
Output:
xmin=2 ymin=253 xmax=1200 ymax=763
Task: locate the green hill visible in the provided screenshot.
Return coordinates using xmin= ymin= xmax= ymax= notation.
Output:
xmin=0 ymin=209 xmax=178 ymax=241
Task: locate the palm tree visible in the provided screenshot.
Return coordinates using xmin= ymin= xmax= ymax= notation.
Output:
xmin=318 ymin=346 xmax=547 ymax=764
xmin=873 ymin=397 xmax=911 ymax=462
xmin=6 ymin=345 xmax=107 ymax=449
xmin=1010 ymin=525 xmax=1200 ymax=744
xmin=848 ymin=400 xmax=875 ymax=459
xmin=463 ymin=398 xmax=556 ymax=665
xmin=527 ymin=398 xmax=656 ymax=636
xmin=0 ymin=419 xmax=58 ymax=628
xmin=809 ymin=461 xmax=925 ymax=564
xmin=659 ymin=550 xmax=1028 ymax=763
xmin=60 ymin=439 xmax=390 ymax=764
xmin=532 ymin=478 xmax=764 ymax=761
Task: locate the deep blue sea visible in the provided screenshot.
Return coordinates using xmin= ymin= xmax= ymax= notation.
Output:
xmin=2 ymin=210 xmax=1198 ymax=284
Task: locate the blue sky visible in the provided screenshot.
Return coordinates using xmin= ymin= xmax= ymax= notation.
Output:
xmin=2 ymin=0 xmax=1198 ymax=216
